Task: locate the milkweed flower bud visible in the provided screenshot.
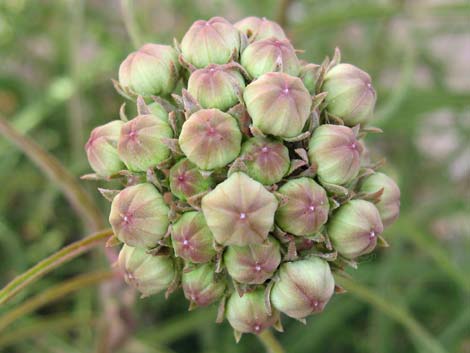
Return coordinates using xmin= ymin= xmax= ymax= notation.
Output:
xmin=359 ymin=172 xmax=400 ymax=227
xmin=182 ymin=263 xmax=225 ymax=307
xmin=234 ymin=16 xmax=286 ymax=41
xmin=226 ymin=289 xmax=280 ymax=334
xmin=328 ymin=199 xmax=384 ymax=259
xmin=179 ymin=109 xmax=242 ymax=170
xmin=169 ymin=158 xmax=214 ymax=201
xmin=241 ymin=136 xmax=290 ymax=185
xmin=308 ymin=124 xmax=362 ymax=185
xmin=118 ymin=244 xmax=175 ymax=297
xmin=322 ymin=63 xmax=376 ymax=126
xmin=271 ymin=257 xmax=335 ymax=319
xmin=171 ymin=211 xmax=216 ymax=263
xmin=119 ymin=44 xmax=180 ymax=97
xmin=300 ymin=63 xmax=320 ymax=95
xmin=275 ymin=178 xmax=329 ymax=236
xmin=148 ymin=101 xmax=169 ymax=123
xmin=201 ymin=172 xmax=278 ymax=246
xmin=241 ymin=38 xmax=300 ymax=78
xmin=85 ymin=120 xmax=124 ymax=177
xmin=181 ymin=17 xmax=242 ymax=68
xmin=224 ymin=237 xmax=281 ymax=284
xmin=187 ymin=64 xmax=245 ymax=111
xmin=244 ymin=72 xmax=312 ymax=138
xmin=109 ymin=183 xmax=169 ymax=248
xmin=118 ymin=114 xmax=173 ymax=172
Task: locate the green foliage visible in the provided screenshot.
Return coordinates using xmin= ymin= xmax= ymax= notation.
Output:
xmin=0 ymin=0 xmax=469 ymax=352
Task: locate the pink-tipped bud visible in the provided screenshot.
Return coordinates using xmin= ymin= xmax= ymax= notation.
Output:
xmin=359 ymin=172 xmax=400 ymax=227
xmin=181 ymin=17 xmax=243 ymax=68
xmin=188 ymin=64 xmax=245 ymax=111
xmin=271 ymin=257 xmax=335 ymax=319
xmin=201 ymin=172 xmax=278 ymax=246
xmin=275 ymin=177 xmax=329 ymax=236
xmin=244 ymin=72 xmax=312 ymax=138
xmin=171 ymin=211 xmax=216 ymax=263
xmin=226 ymin=288 xmax=280 ymax=334
xmin=241 ymin=38 xmax=300 ymax=78
xmin=322 ymin=63 xmax=376 ymax=126
xmin=179 ymin=109 xmax=242 ymax=170
xmin=241 ymin=136 xmax=290 ymax=185
xmin=308 ymin=124 xmax=362 ymax=185
xmin=119 ymin=44 xmax=180 ymax=97
xmin=224 ymin=236 xmax=281 ymax=284
xmin=85 ymin=120 xmax=124 ymax=177
xmin=234 ymin=16 xmax=286 ymax=41
xmin=118 ymin=114 xmax=173 ymax=172
xmin=109 ymin=183 xmax=169 ymax=248
xmin=118 ymin=244 xmax=175 ymax=297
xmin=169 ymin=158 xmax=214 ymax=201
xmin=182 ymin=263 xmax=226 ymax=307
xmin=328 ymin=199 xmax=384 ymax=259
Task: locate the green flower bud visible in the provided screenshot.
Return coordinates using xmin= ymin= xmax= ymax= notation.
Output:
xmin=300 ymin=63 xmax=320 ymax=95
xmin=224 ymin=236 xmax=281 ymax=284
xmin=201 ymin=172 xmax=278 ymax=246
xmin=171 ymin=211 xmax=216 ymax=263
xmin=187 ymin=64 xmax=245 ymax=111
xmin=226 ymin=289 xmax=279 ymax=334
xmin=322 ymin=63 xmax=376 ymax=126
xmin=308 ymin=124 xmax=362 ymax=185
xmin=241 ymin=136 xmax=290 ymax=185
xmin=118 ymin=244 xmax=175 ymax=297
xmin=241 ymin=38 xmax=300 ymax=78
xmin=179 ymin=109 xmax=242 ymax=170
xmin=85 ymin=120 xmax=124 ymax=177
xmin=275 ymin=177 xmax=329 ymax=236
xmin=118 ymin=114 xmax=173 ymax=172
xmin=244 ymin=72 xmax=312 ymax=138
xmin=328 ymin=199 xmax=384 ymax=259
xmin=234 ymin=16 xmax=286 ymax=41
xmin=119 ymin=44 xmax=180 ymax=97
xmin=148 ymin=101 xmax=169 ymax=123
xmin=169 ymin=158 xmax=214 ymax=201
xmin=359 ymin=172 xmax=400 ymax=227
xmin=109 ymin=183 xmax=169 ymax=248
xmin=181 ymin=17 xmax=242 ymax=68
xmin=182 ymin=263 xmax=225 ymax=307
xmin=271 ymin=257 xmax=334 ymax=319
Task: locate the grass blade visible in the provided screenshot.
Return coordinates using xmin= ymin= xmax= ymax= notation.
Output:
xmin=0 ymin=228 xmax=113 ymax=305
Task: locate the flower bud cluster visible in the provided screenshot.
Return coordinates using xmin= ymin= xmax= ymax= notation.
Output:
xmin=85 ymin=16 xmax=400 ymax=339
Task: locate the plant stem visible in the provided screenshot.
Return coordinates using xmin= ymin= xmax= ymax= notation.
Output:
xmin=0 ymin=270 xmax=114 ymax=332
xmin=121 ymin=0 xmax=143 ymax=48
xmin=0 ymin=228 xmax=113 ymax=305
xmin=335 ymin=275 xmax=448 ymax=353
xmin=276 ymin=0 xmax=294 ymax=28
xmin=0 ymin=117 xmax=104 ymax=231
xmin=0 ymin=314 xmax=95 ymax=349
xmin=258 ymin=330 xmax=285 ymax=353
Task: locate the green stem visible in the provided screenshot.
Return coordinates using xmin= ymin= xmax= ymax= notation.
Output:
xmin=400 ymin=219 xmax=470 ymax=294
xmin=276 ymin=0 xmax=294 ymax=28
xmin=335 ymin=275 xmax=448 ymax=353
xmin=121 ymin=0 xmax=143 ymax=48
xmin=0 ymin=228 xmax=113 ymax=305
xmin=0 ymin=117 xmax=104 ymax=231
xmin=258 ymin=330 xmax=285 ymax=353
xmin=0 ymin=270 xmax=114 ymax=332
xmin=0 ymin=314 xmax=95 ymax=349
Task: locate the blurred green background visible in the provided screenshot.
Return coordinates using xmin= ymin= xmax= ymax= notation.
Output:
xmin=0 ymin=0 xmax=469 ymax=352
